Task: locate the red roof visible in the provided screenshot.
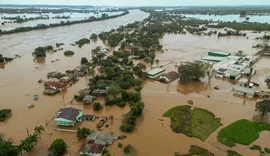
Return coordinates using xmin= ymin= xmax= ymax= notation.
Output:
xmin=44 ymin=81 xmax=66 ymax=88
xmin=79 ymin=140 xmax=105 ymax=154
xmin=124 ymin=48 xmax=132 ymax=52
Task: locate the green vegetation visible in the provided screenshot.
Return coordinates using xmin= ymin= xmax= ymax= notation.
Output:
xmin=175 ymin=145 xmax=214 ymax=156
xmin=93 ymin=102 xmax=103 ymax=111
xmin=265 ymin=148 xmax=270 ymax=154
xmin=227 ymin=150 xmax=242 ymax=156
xmin=118 ymin=142 xmax=123 ymax=148
xmin=90 ymin=33 xmax=98 ymax=40
xmin=32 ymin=46 xmax=53 ymax=57
xmin=64 ymin=50 xmax=75 ymax=56
xmin=120 ymin=124 xmax=134 ymax=132
xmin=77 ymin=127 xmax=91 ymax=139
xmin=250 ymin=145 xmax=261 ymax=151
xmin=108 ymin=83 xmax=122 ymax=98
xmin=81 ymin=57 xmax=89 ymax=65
xmin=217 ymin=119 xmax=270 ymax=147
xmin=178 ymin=63 xmax=207 ymax=82
xmin=255 ymin=99 xmax=270 ymax=118
xmin=48 ymin=138 xmax=67 ymax=156
xmin=0 ymin=133 xmax=19 ymax=156
xmin=163 ymin=105 xmax=222 ymax=141
xmin=0 ymin=109 xmax=11 ymax=122
xmin=0 ymin=54 xmax=13 ymax=63
xmin=123 ymin=144 xmax=135 ymax=154
xmin=75 ymin=38 xmax=90 ymax=47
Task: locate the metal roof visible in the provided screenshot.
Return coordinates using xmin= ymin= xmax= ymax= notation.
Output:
xmin=147 ymin=68 xmax=165 ymax=76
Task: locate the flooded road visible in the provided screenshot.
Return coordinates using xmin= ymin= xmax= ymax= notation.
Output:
xmin=0 ymin=9 xmax=270 ymax=156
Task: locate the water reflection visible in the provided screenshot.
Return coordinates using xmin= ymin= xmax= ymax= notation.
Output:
xmin=177 ymin=81 xmax=208 ymax=95
xmin=0 ymin=63 xmax=5 ymax=69
xmin=34 ymin=57 xmax=46 ymax=64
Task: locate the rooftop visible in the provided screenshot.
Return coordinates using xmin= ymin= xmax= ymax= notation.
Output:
xmin=208 ymin=51 xmax=231 ymax=56
xmin=233 ymin=86 xmax=255 ymax=95
xmin=87 ymin=131 xmax=117 ymax=145
xmin=201 ymin=56 xmax=226 ymax=62
xmin=56 ymin=107 xmax=81 ymax=121
xmin=225 ymin=69 xmax=241 ymax=76
xmin=147 ymin=68 xmax=166 ymax=76
xmin=238 ymin=79 xmax=248 ymax=84
xmin=79 ymin=140 xmax=105 ymax=154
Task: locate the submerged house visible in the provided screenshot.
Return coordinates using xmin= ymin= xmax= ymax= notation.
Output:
xmin=83 ymin=95 xmax=96 ymax=104
xmin=91 ymin=88 xmax=108 ymax=96
xmin=79 ymin=140 xmax=105 ymax=156
xmin=55 ymin=107 xmax=83 ymax=126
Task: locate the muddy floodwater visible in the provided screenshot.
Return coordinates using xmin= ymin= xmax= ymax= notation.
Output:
xmin=0 ymin=11 xmax=125 ymax=31
xmin=183 ymin=14 xmax=270 ymax=23
xmin=1 ymin=9 xmax=270 ymax=156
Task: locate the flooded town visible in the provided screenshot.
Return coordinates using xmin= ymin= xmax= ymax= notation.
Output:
xmin=1 ymin=1 xmax=270 ymax=156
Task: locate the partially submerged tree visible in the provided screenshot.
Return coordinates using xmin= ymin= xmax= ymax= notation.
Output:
xmin=178 ymin=63 xmax=207 ymax=82
xmin=81 ymin=57 xmax=88 ymax=64
xmin=108 ymin=83 xmax=122 ymax=98
xmin=255 ymin=99 xmax=270 ymax=118
xmin=48 ymin=138 xmax=67 ymax=156
xmin=77 ymin=127 xmax=91 ymax=139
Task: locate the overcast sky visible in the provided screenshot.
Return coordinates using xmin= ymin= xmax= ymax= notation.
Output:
xmin=1 ymin=0 xmax=270 ymax=6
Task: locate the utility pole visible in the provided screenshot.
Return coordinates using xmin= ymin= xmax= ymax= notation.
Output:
xmin=26 ymin=128 xmax=29 ymax=137
xmin=62 ymin=95 xmax=65 ymax=108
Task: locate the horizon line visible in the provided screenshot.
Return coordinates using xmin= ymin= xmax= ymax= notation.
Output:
xmin=0 ymin=4 xmax=270 ymax=7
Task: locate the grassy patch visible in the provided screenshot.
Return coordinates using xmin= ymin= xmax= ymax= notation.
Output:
xmin=176 ymin=145 xmax=213 ymax=156
xmin=189 ymin=145 xmax=214 ymax=156
xmin=163 ymin=105 xmax=190 ymax=117
xmin=227 ymin=150 xmax=242 ymax=156
xmin=164 ymin=105 xmax=221 ymax=141
xmin=191 ymin=108 xmax=222 ymax=141
xmin=217 ymin=119 xmax=270 ymax=147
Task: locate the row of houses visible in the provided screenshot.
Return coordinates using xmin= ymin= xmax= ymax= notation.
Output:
xmin=43 ymin=65 xmax=89 ymax=95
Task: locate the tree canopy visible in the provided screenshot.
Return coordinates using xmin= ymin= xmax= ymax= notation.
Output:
xmin=108 ymin=83 xmax=122 ymax=98
xmin=255 ymin=99 xmax=270 ymax=118
xmin=48 ymin=138 xmax=67 ymax=156
xmin=77 ymin=127 xmax=91 ymax=139
xmin=178 ymin=63 xmax=206 ymax=82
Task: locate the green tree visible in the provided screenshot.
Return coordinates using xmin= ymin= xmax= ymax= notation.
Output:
xmin=77 ymin=127 xmax=91 ymax=139
xmin=178 ymin=63 xmax=206 ymax=82
xmin=81 ymin=57 xmax=88 ymax=64
xmin=0 ymin=133 xmax=18 ymax=156
xmin=108 ymin=83 xmax=122 ymax=98
xmin=123 ymin=144 xmax=135 ymax=154
xmin=93 ymin=102 xmax=103 ymax=111
xmin=255 ymin=99 xmax=270 ymax=118
xmin=90 ymin=33 xmax=98 ymax=40
xmin=120 ymin=124 xmax=134 ymax=132
xmin=34 ymin=125 xmax=45 ymax=140
xmin=48 ymin=138 xmax=67 ymax=156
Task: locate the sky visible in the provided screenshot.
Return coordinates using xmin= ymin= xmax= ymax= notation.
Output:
xmin=1 ymin=0 xmax=270 ymax=6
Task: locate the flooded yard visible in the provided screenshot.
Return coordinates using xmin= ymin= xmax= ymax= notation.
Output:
xmin=0 ymin=9 xmax=270 ymax=156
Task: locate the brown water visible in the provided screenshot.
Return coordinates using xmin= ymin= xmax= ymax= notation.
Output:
xmin=0 ymin=10 xmax=270 ymax=156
